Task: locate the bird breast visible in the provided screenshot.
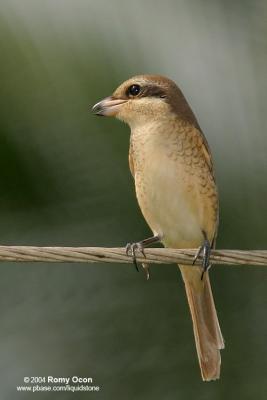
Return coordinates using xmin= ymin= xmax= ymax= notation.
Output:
xmin=130 ymin=121 xmax=217 ymax=248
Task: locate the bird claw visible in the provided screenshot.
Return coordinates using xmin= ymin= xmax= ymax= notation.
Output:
xmin=126 ymin=242 xmax=147 ymax=273
xmin=192 ymin=246 xmax=202 ymax=265
xmin=193 ymin=239 xmax=211 ymax=280
xmin=142 ymin=262 xmax=150 ymax=280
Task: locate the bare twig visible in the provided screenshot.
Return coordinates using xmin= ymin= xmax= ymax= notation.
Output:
xmin=0 ymin=246 xmax=266 ymax=266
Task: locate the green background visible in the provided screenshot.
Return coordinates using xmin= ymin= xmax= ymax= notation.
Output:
xmin=0 ymin=0 xmax=267 ymax=398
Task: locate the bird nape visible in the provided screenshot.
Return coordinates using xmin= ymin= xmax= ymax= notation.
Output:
xmin=92 ymin=74 xmax=224 ymax=381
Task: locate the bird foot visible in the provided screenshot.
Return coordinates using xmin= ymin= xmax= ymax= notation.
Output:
xmin=126 ymin=235 xmax=160 ymax=278
xmin=126 ymin=241 xmax=146 ymax=272
xmin=193 ymin=239 xmax=211 ymax=280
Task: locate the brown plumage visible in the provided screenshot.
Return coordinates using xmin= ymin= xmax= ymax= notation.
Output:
xmin=92 ymin=74 xmax=224 ymax=381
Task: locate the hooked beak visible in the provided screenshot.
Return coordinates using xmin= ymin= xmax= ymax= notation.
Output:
xmin=92 ymin=96 xmax=128 ymax=116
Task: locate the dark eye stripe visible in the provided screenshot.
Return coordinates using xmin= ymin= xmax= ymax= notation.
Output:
xmin=125 ymin=84 xmax=166 ymax=99
xmin=142 ymin=85 xmax=166 ymax=98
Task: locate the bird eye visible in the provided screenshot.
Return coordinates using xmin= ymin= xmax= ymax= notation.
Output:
xmin=127 ymin=84 xmax=141 ymax=97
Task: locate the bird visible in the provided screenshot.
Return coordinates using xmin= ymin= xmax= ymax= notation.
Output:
xmin=92 ymin=74 xmax=224 ymax=381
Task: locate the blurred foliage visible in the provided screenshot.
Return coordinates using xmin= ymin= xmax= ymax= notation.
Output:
xmin=0 ymin=0 xmax=267 ymax=399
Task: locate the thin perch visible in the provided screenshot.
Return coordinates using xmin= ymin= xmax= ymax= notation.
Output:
xmin=0 ymin=246 xmax=266 ymax=266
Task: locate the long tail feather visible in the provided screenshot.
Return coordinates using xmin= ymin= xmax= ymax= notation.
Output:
xmin=179 ymin=265 xmax=224 ymax=381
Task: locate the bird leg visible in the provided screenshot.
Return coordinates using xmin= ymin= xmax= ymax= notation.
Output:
xmin=193 ymin=235 xmax=211 ymax=280
xmin=126 ymin=235 xmax=161 ymax=279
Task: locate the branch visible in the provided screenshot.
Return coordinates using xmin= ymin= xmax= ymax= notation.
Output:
xmin=0 ymin=246 xmax=266 ymax=266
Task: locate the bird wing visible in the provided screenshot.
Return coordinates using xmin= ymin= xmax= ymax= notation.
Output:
xmin=197 ymin=129 xmax=214 ymax=175
xmin=195 ymin=128 xmax=218 ymax=246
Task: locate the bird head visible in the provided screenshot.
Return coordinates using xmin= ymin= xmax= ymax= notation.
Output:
xmin=92 ymin=75 xmax=197 ymax=128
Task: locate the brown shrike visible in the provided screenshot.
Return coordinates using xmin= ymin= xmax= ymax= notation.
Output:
xmin=92 ymin=75 xmax=224 ymax=381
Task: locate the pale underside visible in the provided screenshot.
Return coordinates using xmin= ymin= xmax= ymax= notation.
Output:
xmin=129 ymin=120 xmax=218 ymax=249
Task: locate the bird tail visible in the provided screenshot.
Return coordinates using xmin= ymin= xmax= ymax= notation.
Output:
xmin=179 ymin=265 xmax=224 ymax=381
